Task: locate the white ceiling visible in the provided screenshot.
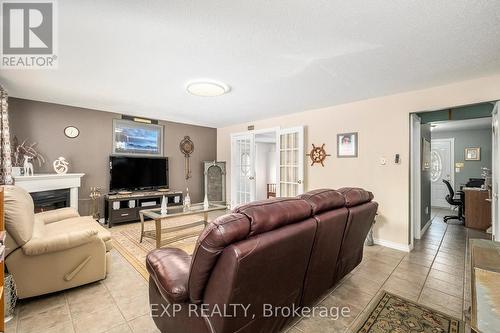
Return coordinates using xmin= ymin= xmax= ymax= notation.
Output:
xmin=431 ymin=117 xmax=492 ymax=132
xmin=2 ymin=0 xmax=500 ymax=128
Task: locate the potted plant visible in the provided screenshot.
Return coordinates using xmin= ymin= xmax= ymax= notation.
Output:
xmin=11 ymin=136 xmax=45 ymax=176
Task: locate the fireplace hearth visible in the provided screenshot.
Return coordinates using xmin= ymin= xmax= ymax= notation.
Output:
xmin=31 ymin=189 xmax=71 ymax=213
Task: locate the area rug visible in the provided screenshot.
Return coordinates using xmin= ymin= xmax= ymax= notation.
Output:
xmin=352 ymin=291 xmax=464 ymax=333
xmin=110 ymin=210 xmax=227 ymax=281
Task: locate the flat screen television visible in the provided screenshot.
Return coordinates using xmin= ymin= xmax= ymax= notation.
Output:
xmin=109 ymin=156 xmax=168 ymax=191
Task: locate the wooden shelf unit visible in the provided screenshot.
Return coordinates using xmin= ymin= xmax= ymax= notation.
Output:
xmin=104 ymin=190 xmax=183 ymax=228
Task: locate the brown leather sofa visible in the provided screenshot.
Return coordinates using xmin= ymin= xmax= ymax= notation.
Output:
xmin=146 ymin=188 xmax=377 ymax=333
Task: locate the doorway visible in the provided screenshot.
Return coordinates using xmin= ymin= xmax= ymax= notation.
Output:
xmin=230 ymin=126 xmax=304 ymax=207
xmin=255 ymin=131 xmax=277 ymax=201
xmin=410 ymin=102 xmax=497 ymax=247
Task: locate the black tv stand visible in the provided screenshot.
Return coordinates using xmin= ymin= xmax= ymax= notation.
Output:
xmin=104 ymin=190 xmax=183 ymax=228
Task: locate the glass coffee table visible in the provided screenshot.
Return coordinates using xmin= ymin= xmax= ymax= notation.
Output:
xmin=139 ymin=203 xmax=227 ymax=248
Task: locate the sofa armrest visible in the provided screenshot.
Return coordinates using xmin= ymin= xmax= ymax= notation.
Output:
xmin=35 ymin=207 xmax=80 ymax=224
xmin=146 ymin=248 xmax=191 ymax=304
xmin=22 ymin=229 xmax=99 ymax=256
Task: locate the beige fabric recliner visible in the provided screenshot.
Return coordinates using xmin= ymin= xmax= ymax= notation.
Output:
xmin=2 ymin=185 xmax=112 ymax=299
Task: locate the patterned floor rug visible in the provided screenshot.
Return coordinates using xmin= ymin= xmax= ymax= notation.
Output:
xmin=109 ymin=210 xmax=226 ymax=281
xmin=352 ymin=291 xmax=464 ymax=333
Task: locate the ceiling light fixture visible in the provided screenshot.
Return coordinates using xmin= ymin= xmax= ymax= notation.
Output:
xmin=186 ymin=80 xmax=230 ymax=97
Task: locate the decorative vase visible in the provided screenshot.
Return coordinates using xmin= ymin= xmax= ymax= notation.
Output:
xmin=203 ymin=192 xmax=209 ymax=210
xmin=184 ymin=188 xmax=191 ymax=209
xmin=160 ymin=195 xmax=167 ymax=214
xmin=11 ymin=167 xmax=22 ymax=177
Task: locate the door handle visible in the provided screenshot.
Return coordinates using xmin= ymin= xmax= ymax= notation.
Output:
xmin=297 ymin=180 xmax=302 ymax=184
xmin=249 ymin=176 xmax=255 ymax=180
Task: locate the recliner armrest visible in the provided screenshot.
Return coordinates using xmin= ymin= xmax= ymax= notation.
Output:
xmin=146 ymin=248 xmax=191 ymax=304
xmin=35 ymin=207 xmax=80 ymax=224
xmin=22 ymin=229 xmax=99 ymax=256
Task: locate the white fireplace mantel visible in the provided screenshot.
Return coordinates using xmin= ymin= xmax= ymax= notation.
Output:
xmin=13 ymin=173 xmax=85 ymax=209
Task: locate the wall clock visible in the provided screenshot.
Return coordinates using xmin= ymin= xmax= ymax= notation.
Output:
xmin=64 ymin=126 xmax=79 ymax=138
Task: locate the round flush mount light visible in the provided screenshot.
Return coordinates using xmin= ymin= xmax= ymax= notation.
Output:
xmin=186 ymin=80 xmax=230 ymax=97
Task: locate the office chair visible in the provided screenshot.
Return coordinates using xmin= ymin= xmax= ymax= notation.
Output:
xmin=442 ymin=179 xmax=464 ymax=223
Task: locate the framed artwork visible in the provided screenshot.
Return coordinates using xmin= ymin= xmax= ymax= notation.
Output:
xmin=465 ymin=147 xmax=480 ymax=161
xmin=112 ymin=119 xmax=164 ymax=156
xmin=337 ymin=132 xmax=358 ymax=158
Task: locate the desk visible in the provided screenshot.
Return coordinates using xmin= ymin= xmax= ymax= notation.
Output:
xmin=463 ymin=188 xmax=491 ymax=230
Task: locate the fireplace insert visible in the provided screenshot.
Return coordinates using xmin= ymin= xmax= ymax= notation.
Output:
xmin=30 ymin=189 xmax=71 ymax=213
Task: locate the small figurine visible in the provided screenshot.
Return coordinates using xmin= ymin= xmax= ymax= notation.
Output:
xmin=23 ymin=156 xmax=34 ymax=176
xmin=53 ymin=157 xmax=69 ymax=174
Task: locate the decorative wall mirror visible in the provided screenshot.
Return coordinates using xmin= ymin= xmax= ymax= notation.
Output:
xmin=203 ymin=161 xmax=226 ymax=204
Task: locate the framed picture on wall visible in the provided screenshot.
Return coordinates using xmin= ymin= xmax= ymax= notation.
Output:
xmin=337 ymin=132 xmax=358 ymax=157
xmin=465 ymin=147 xmax=481 ymax=161
xmin=112 ymin=119 xmax=164 ymax=156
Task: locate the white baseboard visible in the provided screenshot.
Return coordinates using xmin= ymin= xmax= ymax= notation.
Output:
xmin=420 ymin=219 xmax=432 ymax=237
xmin=373 ymin=238 xmax=411 ymax=252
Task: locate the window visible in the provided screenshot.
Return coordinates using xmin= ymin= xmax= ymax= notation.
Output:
xmin=430 ymin=150 xmax=442 ymax=182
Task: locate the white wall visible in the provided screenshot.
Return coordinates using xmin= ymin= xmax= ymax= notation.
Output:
xmin=255 ymin=142 xmax=276 ymax=200
xmin=218 ymin=74 xmax=500 ymax=250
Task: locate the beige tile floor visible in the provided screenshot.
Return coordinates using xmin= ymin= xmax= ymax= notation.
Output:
xmin=7 ymin=208 xmax=485 ymax=333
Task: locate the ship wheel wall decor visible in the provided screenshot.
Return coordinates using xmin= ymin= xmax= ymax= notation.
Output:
xmin=307 ymin=144 xmax=331 ymax=166
xmin=180 ymin=136 xmax=194 ymax=179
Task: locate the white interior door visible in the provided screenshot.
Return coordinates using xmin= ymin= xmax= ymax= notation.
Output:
xmin=431 ymin=138 xmax=454 ymax=208
xmin=410 ymin=114 xmax=422 ymax=242
xmin=492 ymin=102 xmax=499 ymax=241
xmin=278 ymin=126 xmax=304 ymax=197
xmin=231 ymin=133 xmax=255 ymax=207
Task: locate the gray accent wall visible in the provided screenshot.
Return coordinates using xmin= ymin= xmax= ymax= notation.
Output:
xmin=432 ymin=128 xmax=492 ymax=190
xmin=9 ymin=98 xmax=217 ymax=216
xmin=421 ymin=124 xmax=432 ymax=230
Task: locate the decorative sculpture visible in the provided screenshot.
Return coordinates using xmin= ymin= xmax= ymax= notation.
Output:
xmin=203 ymin=161 xmax=226 ymax=203
xmin=89 ymin=187 xmax=102 ymax=220
xmin=179 ymin=136 xmax=194 ymax=180
xmin=53 ymin=157 xmax=69 ymax=174
xmin=23 ymin=156 xmax=34 ymax=176
xmin=306 ymin=144 xmax=331 ymax=166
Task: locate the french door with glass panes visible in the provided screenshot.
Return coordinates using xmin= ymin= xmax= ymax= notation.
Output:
xmin=230 ymin=126 xmax=304 ymax=208
xmin=231 ymin=133 xmax=255 ymax=207
xmin=278 ymin=126 xmax=304 ymax=197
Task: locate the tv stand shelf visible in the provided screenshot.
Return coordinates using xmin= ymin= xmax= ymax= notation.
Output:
xmin=104 ymin=190 xmax=183 ymax=228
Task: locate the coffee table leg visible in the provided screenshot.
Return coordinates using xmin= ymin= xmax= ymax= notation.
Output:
xmin=139 ymin=212 xmax=144 ymax=243
xmin=203 ymin=212 xmax=208 ymax=226
xmin=155 ymin=218 xmax=162 ymax=248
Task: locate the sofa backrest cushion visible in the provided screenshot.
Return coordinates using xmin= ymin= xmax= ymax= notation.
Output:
xmin=3 ymin=185 xmax=34 ymax=246
xmin=299 ymin=189 xmax=345 ymax=214
xmin=336 ymin=199 xmax=378 ymax=280
xmin=233 ymin=197 xmax=312 ymax=236
xmin=337 ymin=187 xmax=374 ymax=207
xmin=203 ymin=218 xmax=317 ymax=333
xmin=188 ymin=213 xmax=250 ymax=303
xmin=301 ymin=207 xmax=349 ymax=305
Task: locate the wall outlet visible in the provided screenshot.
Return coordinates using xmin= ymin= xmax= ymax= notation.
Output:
xmin=379 ymin=157 xmax=387 ymax=165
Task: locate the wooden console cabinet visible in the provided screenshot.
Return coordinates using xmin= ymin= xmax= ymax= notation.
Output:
xmin=104 ymin=190 xmax=183 ymax=227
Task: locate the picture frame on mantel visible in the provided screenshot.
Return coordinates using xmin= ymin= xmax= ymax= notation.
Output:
xmin=112 ymin=119 xmax=164 ymax=156
xmin=337 ymin=132 xmax=358 ymax=158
